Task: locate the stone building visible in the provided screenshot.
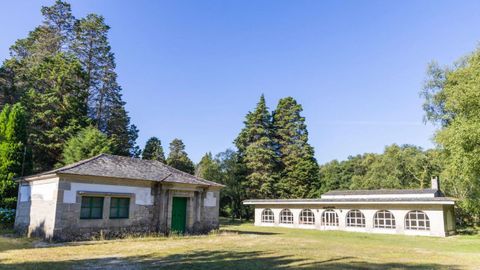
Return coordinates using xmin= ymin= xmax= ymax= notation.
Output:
xmin=244 ymin=178 xmax=456 ymax=237
xmin=14 ymin=154 xmax=223 ymax=241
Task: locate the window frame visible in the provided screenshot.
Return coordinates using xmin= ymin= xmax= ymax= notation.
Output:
xmin=109 ymin=197 xmax=130 ymax=219
xmin=373 ymin=210 xmax=396 ymax=229
xmin=261 ymin=208 xmax=275 ymax=223
xmin=80 ymin=196 xmax=104 ymax=220
xmin=279 ymin=209 xmax=294 ymax=224
xmin=299 ymin=209 xmax=315 ymax=225
xmin=346 ymin=210 xmax=366 ymax=228
xmin=405 ymin=210 xmax=430 ymax=231
xmin=321 ymin=209 xmax=339 ymax=226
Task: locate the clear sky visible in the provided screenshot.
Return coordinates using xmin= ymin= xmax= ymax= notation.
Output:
xmin=2 ymin=0 xmax=480 ymax=163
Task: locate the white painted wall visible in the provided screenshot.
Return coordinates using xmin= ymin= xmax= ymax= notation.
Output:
xmin=63 ymin=182 xmax=153 ymax=205
xmin=204 ymin=192 xmax=216 ymax=207
xmin=253 ymin=204 xmax=448 ymax=237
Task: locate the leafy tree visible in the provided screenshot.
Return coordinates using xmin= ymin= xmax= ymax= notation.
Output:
xmin=166 ymin=138 xmax=195 ymax=174
xmin=0 ymin=103 xmax=30 ymax=208
xmin=272 ymin=97 xmax=319 ymax=198
xmin=195 ymin=152 xmax=222 ymax=180
xmin=60 ymin=126 xmax=112 ymax=165
xmin=422 ymin=49 xmax=480 ymax=222
xmin=142 ymin=137 xmax=166 ymax=162
xmin=215 ymin=149 xmax=249 ymax=219
xmin=234 ymin=95 xmax=279 ymax=199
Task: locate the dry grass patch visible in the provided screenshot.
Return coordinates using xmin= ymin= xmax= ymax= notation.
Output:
xmin=0 ymin=222 xmax=479 ymax=269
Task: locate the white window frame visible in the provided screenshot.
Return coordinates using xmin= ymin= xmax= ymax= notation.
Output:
xmin=374 ymin=210 xmax=396 ymax=229
xmin=261 ymin=208 xmax=274 ymax=223
xmin=279 ymin=209 xmax=294 ymax=224
xmin=405 ymin=210 xmax=430 ymax=231
xmin=321 ymin=210 xmax=339 ymax=226
xmin=299 ymin=209 xmax=315 ymax=225
xmin=346 ymin=210 xmax=366 ymax=227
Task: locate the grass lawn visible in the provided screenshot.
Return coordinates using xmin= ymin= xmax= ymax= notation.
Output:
xmin=0 ymin=220 xmax=479 ymax=270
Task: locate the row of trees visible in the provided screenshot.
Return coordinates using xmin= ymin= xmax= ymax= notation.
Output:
xmin=0 ymin=1 xmax=139 ymax=207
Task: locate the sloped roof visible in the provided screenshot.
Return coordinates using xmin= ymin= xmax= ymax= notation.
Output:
xmin=243 ymin=197 xmax=456 ymax=205
xmin=23 ymin=154 xmax=223 ymax=187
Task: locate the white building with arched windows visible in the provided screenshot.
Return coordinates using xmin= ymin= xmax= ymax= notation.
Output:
xmin=243 ymin=178 xmax=456 ymax=237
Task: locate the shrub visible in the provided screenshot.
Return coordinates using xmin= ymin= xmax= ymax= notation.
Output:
xmin=0 ymin=208 xmax=15 ymax=229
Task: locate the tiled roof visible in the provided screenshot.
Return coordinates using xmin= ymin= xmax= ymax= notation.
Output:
xmin=24 ymin=154 xmax=224 ymax=187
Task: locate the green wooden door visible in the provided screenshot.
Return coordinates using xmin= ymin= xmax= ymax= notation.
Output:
xmin=171 ymin=197 xmax=187 ymax=234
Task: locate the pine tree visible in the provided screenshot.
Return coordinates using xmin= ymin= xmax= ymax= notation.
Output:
xmin=0 ymin=103 xmax=31 ymax=208
xmin=166 ymin=138 xmax=195 ymax=174
xmin=234 ymin=95 xmax=278 ymax=199
xmin=272 ymin=97 xmax=319 ymax=198
xmin=142 ymin=137 xmax=166 ymax=162
xmin=21 ymin=53 xmax=89 ymax=172
xmin=73 ymin=13 xmax=139 ymax=156
xmin=60 ymin=126 xmax=112 ymax=165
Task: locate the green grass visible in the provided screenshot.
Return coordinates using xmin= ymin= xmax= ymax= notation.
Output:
xmin=0 ymin=220 xmax=479 ymax=269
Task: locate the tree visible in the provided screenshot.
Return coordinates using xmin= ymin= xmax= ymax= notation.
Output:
xmin=422 ymin=48 xmax=480 ymax=223
xmin=22 ymin=53 xmax=89 ymax=172
xmin=166 ymin=138 xmax=195 ymax=174
xmin=234 ymin=95 xmax=279 ymax=199
xmin=272 ymin=97 xmax=319 ymax=198
xmin=142 ymin=137 xmax=165 ymax=162
xmin=73 ymin=14 xmax=139 ymax=157
xmin=60 ymin=126 xmax=112 ymax=165
xmin=0 ymin=103 xmax=30 ymax=208
xmin=195 ymin=152 xmax=222 ymax=180
xmin=215 ymin=149 xmax=249 ymax=219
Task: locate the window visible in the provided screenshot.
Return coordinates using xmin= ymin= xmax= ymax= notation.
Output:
xmin=80 ymin=196 xmax=104 ymax=219
xmin=261 ymin=208 xmax=274 ymax=223
xmin=321 ymin=210 xmax=339 ymax=226
xmin=346 ymin=210 xmax=366 ymax=227
xmin=110 ymin=197 xmax=130 ymax=219
xmin=405 ymin=210 xmax=430 ymax=231
xmin=279 ymin=209 xmax=293 ymax=224
xmin=374 ymin=210 xmax=396 ymax=229
xmin=299 ymin=209 xmax=315 ymax=225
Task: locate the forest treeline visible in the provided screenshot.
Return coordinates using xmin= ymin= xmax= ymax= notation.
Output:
xmin=1 ymin=1 xmax=480 ymax=225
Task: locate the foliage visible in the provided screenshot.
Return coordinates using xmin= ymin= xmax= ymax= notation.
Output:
xmin=0 ymin=103 xmax=30 ymax=208
xmin=235 ymin=95 xmax=279 ymax=199
xmin=422 ymin=47 xmax=480 ymax=223
xmin=0 ymin=0 xmax=139 ymax=177
xmin=60 ymin=126 xmax=112 ymax=165
xmin=272 ymin=97 xmax=319 ymax=198
xmin=166 ymin=138 xmax=195 ymax=174
xmin=142 ymin=137 xmax=166 ymax=162
xmin=0 ymin=208 xmax=15 ymax=229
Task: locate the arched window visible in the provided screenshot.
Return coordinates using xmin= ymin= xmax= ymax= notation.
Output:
xmin=374 ymin=210 xmax=396 ymax=229
xmin=346 ymin=210 xmax=366 ymax=227
xmin=321 ymin=210 xmax=339 ymax=226
xmin=299 ymin=209 xmax=315 ymax=225
xmin=279 ymin=209 xmax=294 ymax=224
xmin=261 ymin=208 xmax=274 ymax=223
xmin=405 ymin=210 xmax=430 ymax=230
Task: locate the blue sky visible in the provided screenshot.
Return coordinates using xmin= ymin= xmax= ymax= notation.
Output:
xmin=2 ymin=1 xmax=480 ymax=163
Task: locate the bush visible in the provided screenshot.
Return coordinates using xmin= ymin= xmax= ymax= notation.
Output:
xmin=0 ymin=197 xmax=17 ymax=209
xmin=0 ymin=208 xmax=15 ymax=229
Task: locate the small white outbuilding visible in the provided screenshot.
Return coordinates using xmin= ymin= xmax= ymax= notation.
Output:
xmin=243 ymin=178 xmax=456 ymax=237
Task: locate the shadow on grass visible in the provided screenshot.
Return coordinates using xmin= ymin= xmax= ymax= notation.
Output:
xmin=0 ymin=250 xmax=461 ymax=270
xmin=220 ymin=229 xmax=279 ymax=236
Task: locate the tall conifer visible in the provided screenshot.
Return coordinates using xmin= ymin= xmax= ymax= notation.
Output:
xmin=166 ymin=139 xmax=195 ymax=174
xmin=142 ymin=137 xmax=166 ymax=162
xmin=234 ymin=95 xmax=278 ymax=199
xmin=272 ymin=97 xmax=318 ymax=198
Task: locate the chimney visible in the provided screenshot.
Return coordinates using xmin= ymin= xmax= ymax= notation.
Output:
xmin=431 ymin=176 xmax=440 ymax=191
